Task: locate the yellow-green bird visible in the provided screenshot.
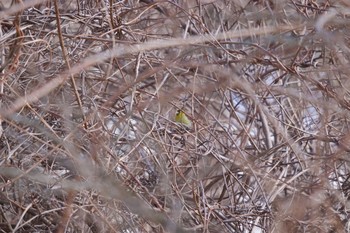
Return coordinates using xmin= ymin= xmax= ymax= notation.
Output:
xmin=175 ymin=110 xmax=192 ymax=128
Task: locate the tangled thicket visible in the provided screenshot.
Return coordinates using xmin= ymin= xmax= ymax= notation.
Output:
xmin=1 ymin=0 xmax=350 ymax=232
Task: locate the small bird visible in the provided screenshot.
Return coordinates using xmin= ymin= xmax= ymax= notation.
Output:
xmin=175 ymin=110 xmax=192 ymax=128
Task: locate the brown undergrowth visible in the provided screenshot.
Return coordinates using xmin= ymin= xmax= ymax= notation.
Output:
xmin=0 ymin=0 xmax=350 ymax=232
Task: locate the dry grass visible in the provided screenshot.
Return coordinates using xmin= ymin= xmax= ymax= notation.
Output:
xmin=1 ymin=0 xmax=350 ymax=232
